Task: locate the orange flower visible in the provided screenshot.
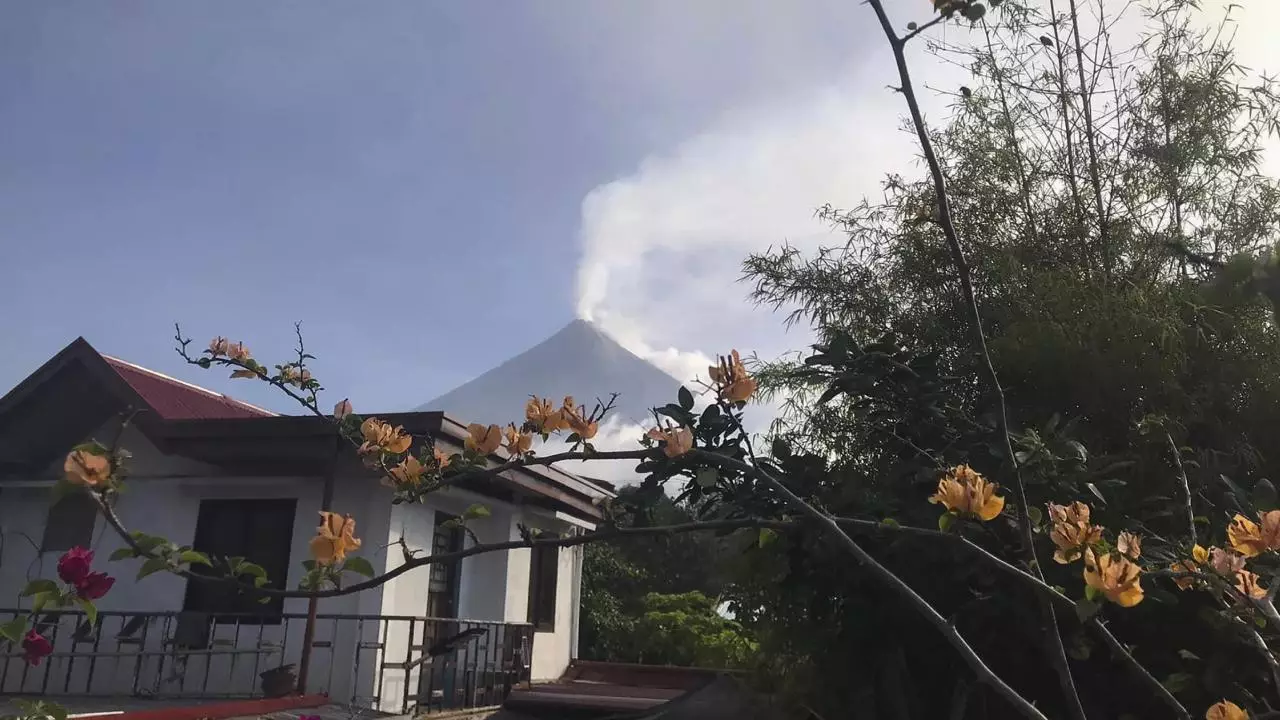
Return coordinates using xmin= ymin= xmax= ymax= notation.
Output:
xmin=525 ymin=396 xmax=568 ymax=433
xmin=1229 ymin=511 xmax=1280 ymax=558
xmin=503 ymin=424 xmax=533 ymax=456
xmin=561 ymin=398 xmax=598 ymax=440
xmin=278 ymin=366 xmax=312 ymax=387
xmin=1047 ymin=501 xmax=1103 ymax=564
xmin=465 ymin=423 xmax=503 ymax=454
xmin=359 ymin=418 xmax=412 ymax=455
xmin=1117 ymin=531 xmax=1142 ymax=560
xmin=64 ymin=450 xmax=111 ymax=487
xmin=646 ymin=425 xmax=694 ymax=458
xmin=309 ymin=512 xmax=361 ymax=566
xmin=1235 ymin=569 xmax=1267 ymax=600
xmin=1083 ymin=548 xmax=1144 ymax=607
xmin=1170 ymin=544 xmax=1209 ymax=590
xmin=333 ymin=398 xmax=353 ymax=420
xmin=387 ymin=456 xmax=425 ymax=487
xmin=1205 ymin=700 xmax=1248 ymax=720
xmin=929 ymin=465 xmax=1004 ymax=522
xmin=709 ymin=350 xmax=757 ymax=403
xmin=208 ymin=337 xmax=230 ymax=357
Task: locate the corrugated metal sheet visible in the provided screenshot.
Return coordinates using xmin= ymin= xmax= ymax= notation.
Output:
xmin=103 ymin=356 xmax=275 ymax=420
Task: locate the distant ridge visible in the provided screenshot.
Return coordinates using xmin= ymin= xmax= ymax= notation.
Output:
xmin=418 ymin=319 xmax=682 ymax=427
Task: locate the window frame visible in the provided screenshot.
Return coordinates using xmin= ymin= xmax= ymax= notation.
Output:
xmin=41 ymin=493 xmax=98 ymax=552
xmin=526 ymin=535 xmax=560 ymax=632
xmin=181 ymin=497 xmax=297 ymax=626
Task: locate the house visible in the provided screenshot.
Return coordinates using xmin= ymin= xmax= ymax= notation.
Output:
xmin=0 ymin=338 xmax=615 ymax=714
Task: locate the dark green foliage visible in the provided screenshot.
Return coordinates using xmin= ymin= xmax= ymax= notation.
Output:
xmin=736 ymin=2 xmax=1280 ymax=717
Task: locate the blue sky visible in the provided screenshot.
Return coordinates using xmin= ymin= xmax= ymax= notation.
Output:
xmin=0 ymin=0 xmax=1270 ymax=415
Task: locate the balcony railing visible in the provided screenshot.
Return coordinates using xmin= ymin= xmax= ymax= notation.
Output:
xmin=0 ymin=609 xmax=533 ymax=714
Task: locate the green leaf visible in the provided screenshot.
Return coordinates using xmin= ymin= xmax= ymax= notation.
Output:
xmin=1083 ymin=584 xmax=1101 ymax=602
xmin=50 ymin=477 xmax=77 ymax=506
xmin=301 ymin=560 xmax=317 ymax=572
xmin=238 ymin=562 xmax=267 ymax=579
xmin=253 ymin=576 xmax=269 ymax=588
xmin=136 ymin=557 xmax=169 ymax=580
xmin=20 ymin=579 xmax=58 ymax=598
xmin=31 ymin=591 xmax=56 ymax=614
xmin=76 ymin=598 xmax=97 ymax=628
xmin=1161 ymin=672 xmax=1194 ymax=694
xmin=695 ymin=468 xmax=718 ymax=489
xmin=937 ymin=512 xmax=956 ymax=532
xmin=0 ymin=615 xmax=26 ymax=643
xmin=1254 ymin=478 xmax=1278 ymax=511
xmin=462 ymin=503 xmax=491 ymax=520
xmin=1074 ymin=597 xmax=1100 ymax=623
xmin=677 ymin=386 xmax=695 ymax=411
xmin=1026 ymin=505 xmax=1043 ymax=528
xmin=1177 ymin=649 xmax=1201 ymax=661
xmin=343 ymin=556 xmax=376 ymax=578
xmin=881 ymin=517 xmax=900 ymax=528
xmin=757 ymin=528 xmax=778 ymax=548
xmin=178 ymin=550 xmax=212 ymax=567
xmin=109 ymin=547 xmax=137 ymax=562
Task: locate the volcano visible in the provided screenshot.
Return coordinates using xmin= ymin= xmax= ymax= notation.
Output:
xmin=417 ymin=319 xmax=682 ymax=427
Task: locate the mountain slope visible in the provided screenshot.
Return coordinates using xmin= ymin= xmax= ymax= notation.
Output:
xmin=418 ymin=319 xmax=682 ymax=427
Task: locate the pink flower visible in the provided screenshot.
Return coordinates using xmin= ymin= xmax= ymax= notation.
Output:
xmin=57 ymin=547 xmax=94 ymax=586
xmin=76 ymin=571 xmax=115 ymax=601
xmin=22 ymin=630 xmax=52 ymax=666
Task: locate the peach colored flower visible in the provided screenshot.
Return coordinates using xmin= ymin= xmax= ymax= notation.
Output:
xmin=1209 ymin=547 xmax=1246 ymax=576
xmin=1229 ymin=511 xmax=1280 ymax=558
xmin=1170 ymin=545 xmax=1209 ymax=590
xmin=359 ymin=418 xmax=412 ymax=455
xmin=465 ymin=423 xmax=503 ymax=455
xmin=1047 ymin=501 xmax=1103 ymax=564
xmin=503 ymin=424 xmax=533 ymax=457
xmin=334 ymin=398 xmax=353 ymax=420
xmin=227 ymin=342 xmax=251 ymax=362
xmin=709 ymin=350 xmax=757 ymax=403
xmin=1116 ymin=531 xmax=1142 ymax=560
xmin=387 ymin=456 xmax=425 ymax=487
xmin=646 ymin=425 xmax=694 ymax=458
xmin=1205 ymin=700 xmax=1247 ymax=720
xmin=1083 ymin=548 xmax=1144 ymax=607
xmin=433 ymin=448 xmax=452 ymax=470
xmin=929 ymin=465 xmax=1004 ymax=522
xmin=64 ymin=450 xmax=111 ymax=487
xmin=208 ymin=337 xmax=230 ymax=357
xmin=525 ymin=396 xmax=568 ymax=433
xmin=561 ymin=398 xmax=598 ymax=440
xmin=309 ymin=512 xmax=361 ymax=566
xmin=1235 ymin=569 xmax=1267 ymax=600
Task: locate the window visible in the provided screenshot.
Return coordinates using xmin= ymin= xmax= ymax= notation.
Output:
xmin=41 ymin=494 xmax=97 ymax=552
xmin=181 ymin=498 xmax=297 ymax=624
xmin=426 ymin=512 xmax=464 ymax=619
xmin=527 ymin=537 xmax=559 ymax=631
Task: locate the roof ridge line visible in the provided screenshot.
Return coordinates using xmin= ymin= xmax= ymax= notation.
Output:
xmin=102 ymin=355 xmax=278 ymax=417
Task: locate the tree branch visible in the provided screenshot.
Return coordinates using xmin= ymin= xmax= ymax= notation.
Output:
xmin=861 ymin=2 xmax=1088 ymax=718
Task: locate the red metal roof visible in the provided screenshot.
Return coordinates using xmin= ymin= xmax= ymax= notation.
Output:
xmin=103 ymin=356 xmax=275 ymax=420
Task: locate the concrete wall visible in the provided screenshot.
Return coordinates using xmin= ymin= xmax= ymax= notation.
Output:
xmin=0 ymin=426 xmax=584 ymax=706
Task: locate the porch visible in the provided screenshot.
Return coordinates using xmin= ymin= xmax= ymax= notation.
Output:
xmin=0 ymin=609 xmax=533 ymax=716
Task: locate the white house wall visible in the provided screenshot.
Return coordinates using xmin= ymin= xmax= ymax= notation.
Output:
xmin=0 ymin=424 xmax=588 ymax=706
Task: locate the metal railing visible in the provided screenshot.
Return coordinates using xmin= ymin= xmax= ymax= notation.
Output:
xmin=0 ymin=609 xmax=533 ymax=714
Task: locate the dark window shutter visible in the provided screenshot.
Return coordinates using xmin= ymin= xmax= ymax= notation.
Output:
xmin=527 ymin=540 xmax=559 ymax=631
xmin=41 ymin=493 xmax=97 ymax=552
xmin=182 ymin=498 xmax=296 ymax=625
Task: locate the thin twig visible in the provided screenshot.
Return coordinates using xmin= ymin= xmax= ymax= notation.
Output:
xmin=874 ymin=4 xmax=1088 ymax=719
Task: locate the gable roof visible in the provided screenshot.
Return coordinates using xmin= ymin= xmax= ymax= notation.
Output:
xmin=0 ymin=337 xmax=614 ymax=520
xmin=102 ymin=355 xmax=274 ymax=420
